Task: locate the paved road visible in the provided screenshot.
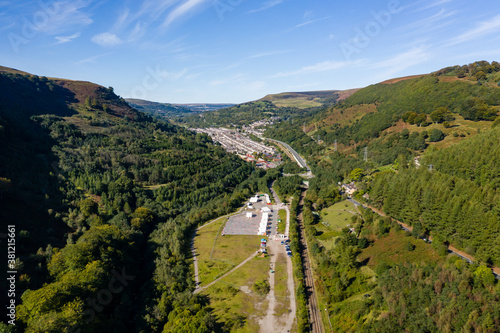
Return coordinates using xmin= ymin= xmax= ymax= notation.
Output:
xmin=263 ymin=137 xmax=310 ymax=172
xmin=296 ymin=189 xmax=324 ymax=333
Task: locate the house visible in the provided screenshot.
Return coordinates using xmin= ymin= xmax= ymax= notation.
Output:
xmin=250 ymin=196 xmax=259 ymax=203
xmin=341 ymin=183 xmax=358 ymax=197
xmin=264 ymin=194 xmax=271 ymax=204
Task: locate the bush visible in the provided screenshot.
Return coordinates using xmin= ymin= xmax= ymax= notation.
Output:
xmin=375 ymin=262 xmax=391 ymax=276
xmin=358 ymin=237 xmax=369 ymax=249
xmin=429 ymin=129 xmax=445 ymax=142
xmin=253 ymin=279 xmax=270 ymax=295
xmin=406 ymin=242 xmax=416 ymax=251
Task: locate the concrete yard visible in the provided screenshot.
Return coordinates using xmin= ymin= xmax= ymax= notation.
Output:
xmin=223 ymin=196 xmax=279 ymax=236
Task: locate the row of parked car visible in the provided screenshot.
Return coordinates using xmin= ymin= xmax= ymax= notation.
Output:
xmin=280 ymin=239 xmax=292 ymax=257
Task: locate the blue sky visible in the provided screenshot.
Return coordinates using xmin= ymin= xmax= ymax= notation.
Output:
xmin=1 ymin=0 xmax=500 ymax=103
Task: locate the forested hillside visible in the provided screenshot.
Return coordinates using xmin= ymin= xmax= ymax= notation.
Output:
xmin=178 ymin=100 xmax=320 ymax=128
xmin=0 ymin=68 xmax=271 ymax=332
xmin=310 ymin=61 xmax=500 ymax=145
xmin=369 ymin=127 xmax=500 ymax=266
xmin=263 ymin=61 xmax=500 ymax=333
xmin=422 ymin=126 xmax=500 ymax=189
xmin=125 ymin=98 xmax=194 ymax=118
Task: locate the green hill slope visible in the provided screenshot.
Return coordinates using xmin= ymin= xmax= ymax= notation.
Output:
xmin=125 ymin=98 xmax=193 ymax=118
xmin=259 ymin=90 xmax=341 ymax=108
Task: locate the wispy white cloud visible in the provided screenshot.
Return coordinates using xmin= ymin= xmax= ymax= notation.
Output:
xmin=76 ymin=52 xmax=112 ymax=65
xmin=413 ymin=0 xmax=452 ymax=12
xmin=159 ymin=68 xmax=188 ymax=80
xmin=0 ymin=22 xmax=14 ymax=31
xmin=396 ymin=8 xmax=458 ymax=40
xmin=296 ymin=16 xmax=331 ymax=28
xmin=36 ymin=0 xmax=93 ymax=35
xmin=210 ymin=73 xmax=248 ymax=86
xmin=128 ymin=22 xmax=147 ymax=41
xmin=370 ymin=46 xmax=430 ymax=78
xmin=91 ymin=32 xmax=123 ymax=47
xmin=303 ymin=10 xmax=314 ymax=18
xmin=162 ymin=0 xmax=211 ymax=28
xmin=405 ymin=8 xmax=457 ymax=30
xmin=247 ymin=0 xmax=283 ymax=14
xmin=111 ymin=7 xmax=132 ymax=32
xmin=271 ymin=60 xmax=359 ymax=78
xmin=247 ymin=50 xmax=293 ymax=59
xmin=446 ymin=14 xmax=500 ymax=46
xmin=54 ymin=32 xmax=81 ymax=44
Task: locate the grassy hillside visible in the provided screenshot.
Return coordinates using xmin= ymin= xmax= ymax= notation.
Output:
xmin=0 ymin=66 xmax=143 ymax=123
xmin=259 ymin=90 xmax=341 ymax=108
xmin=125 ymin=98 xmax=193 ymax=118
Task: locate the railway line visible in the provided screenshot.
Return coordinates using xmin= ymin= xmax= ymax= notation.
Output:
xmin=296 ymin=189 xmax=324 ymax=333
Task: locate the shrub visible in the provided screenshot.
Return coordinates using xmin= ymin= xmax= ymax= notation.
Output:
xmin=429 ymin=129 xmax=445 ymax=142
xmin=253 ymin=279 xmax=270 ymax=295
xmin=406 ymin=242 xmax=416 ymax=251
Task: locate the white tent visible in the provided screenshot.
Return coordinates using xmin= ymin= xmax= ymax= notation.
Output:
xmin=246 ymin=212 xmax=253 ymax=218
xmin=261 ymin=207 xmax=271 ymax=213
xmin=250 ymin=197 xmax=258 ymax=203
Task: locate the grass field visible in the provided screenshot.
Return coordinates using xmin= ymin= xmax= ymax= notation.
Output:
xmin=382 ymin=116 xmax=494 ymax=150
xmin=358 ymin=230 xmax=444 ymax=267
xmin=195 ymin=217 xmax=264 ymax=285
xmin=316 ymin=200 xmax=359 ymax=250
xmin=202 ymin=254 xmax=270 ymax=332
xmin=273 ymin=253 xmax=289 ymax=319
xmin=277 ymin=210 xmax=286 ymax=234
xmin=195 ymin=214 xmax=272 ymax=332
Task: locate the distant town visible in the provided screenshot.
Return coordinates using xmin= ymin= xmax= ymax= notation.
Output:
xmin=191 ymin=124 xmax=282 ymax=169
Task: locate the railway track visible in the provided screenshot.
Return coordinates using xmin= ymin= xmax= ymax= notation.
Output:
xmin=296 ymin=189 xmax=324 ymax=333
